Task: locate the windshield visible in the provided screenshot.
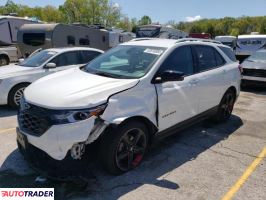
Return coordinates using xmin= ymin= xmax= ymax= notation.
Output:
xmin=19 ymin=50 xmax=57 ymax=67
xmin=84 ymin=45 xmax=166 ymax=79
xmin=247 ymin=51 xmax=266 ymax=63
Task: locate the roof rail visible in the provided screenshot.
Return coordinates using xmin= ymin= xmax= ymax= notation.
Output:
xmin=130 ymin=38 xmax=161 ymax=42
xmin=176 ymin=38 xmax=222 ymax=44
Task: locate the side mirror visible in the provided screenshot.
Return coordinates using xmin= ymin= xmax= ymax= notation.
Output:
xmin=152 ymin=70 xmax=185 ymax=84
xmin=44 ymin=63 xmax=56 ymax=69
xmin=18 ymin=58 xmax=24 ymax=63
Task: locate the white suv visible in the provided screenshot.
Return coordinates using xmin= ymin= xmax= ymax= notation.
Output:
xmin=17 ymin=38 xmax=241 ymax=175
xmin=0 ymin=47 xmax=103 ymax=107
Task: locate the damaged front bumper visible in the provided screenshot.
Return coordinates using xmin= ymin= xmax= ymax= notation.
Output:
xmin=17 ymin=116 xmax=108 ymax=161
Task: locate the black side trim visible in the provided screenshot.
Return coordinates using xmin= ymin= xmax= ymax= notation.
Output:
xmin=154 ymin=84 xmax=159 ymax=127
xmin=155 ymin=106 xmax=218 ymax=140
xmin=7 ymin=21 xmax=13 ymax=42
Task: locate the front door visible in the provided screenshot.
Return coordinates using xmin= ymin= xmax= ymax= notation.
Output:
xmin=155 ymin=45 xmax=200 ymax=131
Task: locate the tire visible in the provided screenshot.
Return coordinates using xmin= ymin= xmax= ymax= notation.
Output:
xmin=8 ymin=83 xmax=30 ymax=108
xmin=99 ymin=121 xmax=149 ymax=175
xmin=0 ymin=56 xmax=9 ymax=66
xmin=213 ymin=89 xmax=236 ymax=123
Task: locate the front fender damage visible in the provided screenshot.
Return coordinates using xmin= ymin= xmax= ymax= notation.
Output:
xmin=70 ymin=118 xmax=109 ymax=160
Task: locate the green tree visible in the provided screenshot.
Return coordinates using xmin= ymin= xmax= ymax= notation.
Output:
xmin=138 ymin=15 xmax=152 ymax=25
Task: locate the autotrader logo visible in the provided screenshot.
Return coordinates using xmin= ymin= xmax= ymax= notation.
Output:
xmin=0 ymin=188 xmax=54 ymax=200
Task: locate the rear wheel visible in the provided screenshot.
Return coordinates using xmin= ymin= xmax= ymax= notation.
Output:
xmin=8 ymin=83 xmax=30 ymax=108
xmin=214 ymin=89 xmax=236 ymax=123
xmin=100 ymin=121 xmax=149 ymax=175
xmin=0 ymin=56 xmax=9 ymax=66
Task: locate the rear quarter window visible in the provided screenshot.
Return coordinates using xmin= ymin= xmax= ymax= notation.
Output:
xmin=218 ymin=46 xmax=237 ymax=62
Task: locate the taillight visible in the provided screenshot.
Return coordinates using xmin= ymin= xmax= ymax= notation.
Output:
xmin=238 ymin=64 xmax=243 ymax=74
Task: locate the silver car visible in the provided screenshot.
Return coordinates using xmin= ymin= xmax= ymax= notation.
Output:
xmin=0 ymin=47 xmax=103 ymax=107
xmin=241 ymin=50 xmax=266 ymax=87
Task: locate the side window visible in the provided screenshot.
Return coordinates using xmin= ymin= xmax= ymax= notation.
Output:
xmin=23 ymin=33 xmax=45 ymax=46
xmin=193 ymin=45 xmax=217 ymax=72
xmin=50 ymin=51 xmax=79 ymax=67
xmin=159 ymin=46 xmax=194 ymax=75
xmin=79 ymin=38 xmax=90 ymax=45
xmin=218 ymin=46 xmax=237 ymax=62
xmin=67 ymin=35 xmax=75 ymax=45
xmin=80 ymin=51 xmax=102 ymax=63
xmin=215 ymin=50 xmax=225 ymax=66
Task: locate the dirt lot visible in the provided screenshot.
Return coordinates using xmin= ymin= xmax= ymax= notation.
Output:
xmin=0 ymin=89 xmax=265 ymax=200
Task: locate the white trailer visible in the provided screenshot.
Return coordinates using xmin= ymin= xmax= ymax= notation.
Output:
xmin=0 ymin=15 xmax=40 ymax=45
xmin=236 ymin=35 xmax=266 ymax=56
xmin=17 ymin=23 xmax=134 ymax=57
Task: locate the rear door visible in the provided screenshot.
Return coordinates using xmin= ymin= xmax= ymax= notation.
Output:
xmin=155 ymin=45 xmax=200 ymax=131
xmin=192 ymin=45 xmax=227 ymax=113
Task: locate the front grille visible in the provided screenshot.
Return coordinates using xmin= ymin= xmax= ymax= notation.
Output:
xmin=18 ymin=104 xmax=52 ymax=136
xmin=242 ymin=68 xmax=266 ymax=78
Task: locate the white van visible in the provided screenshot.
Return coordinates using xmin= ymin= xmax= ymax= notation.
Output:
xmin=236 ymin=35 xmax=266 ymax=57
xmin=215 ymin=36 xmax=236 ymax=49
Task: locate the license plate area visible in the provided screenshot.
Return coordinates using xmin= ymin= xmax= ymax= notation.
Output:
xmin=17 ymin=129 xmax=28 ymax=149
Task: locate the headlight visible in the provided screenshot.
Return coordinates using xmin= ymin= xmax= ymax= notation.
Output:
xmin=51 ymin=104 xmax=107 ymax=123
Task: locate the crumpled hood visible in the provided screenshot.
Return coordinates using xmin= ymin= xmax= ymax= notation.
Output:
xmin=242 ymin=60 xmax=266 ymax=70
xmin=24 ymin=68 xmax=139 ymax=109
xmin=0 ymin=64 xmax=35 ymax=79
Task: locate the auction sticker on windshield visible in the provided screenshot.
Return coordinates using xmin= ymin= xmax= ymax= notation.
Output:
xmin=0 ymin=188 xmax=54 ymax=200
xmin=144 ymin=48 xmax=164 ymax=55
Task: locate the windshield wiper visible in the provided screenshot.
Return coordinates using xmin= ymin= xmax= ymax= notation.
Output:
xmin=94 ymin=71 xmax=122 ymax=78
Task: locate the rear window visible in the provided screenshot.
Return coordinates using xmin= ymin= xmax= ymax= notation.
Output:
xmin=23 ymin=33 xmax=45 ymax=46
xmin=218 ymin=46 xmax=237 ymax=62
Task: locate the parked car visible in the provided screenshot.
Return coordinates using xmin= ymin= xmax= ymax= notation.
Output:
xmin=215 ymin=36 xmax=236 ymax=49
xmin=0 ymin=47 xmax=103 ymax=107
xmin=17 ymin=38 xmax=241 ymax=176
xmin=241 ymin=49 xmax=266 ymax=87
xmin=0 ymin=46 xmax=20 ymax=66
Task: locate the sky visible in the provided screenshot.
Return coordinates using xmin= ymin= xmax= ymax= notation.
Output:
xmin=1 ymin=0 xmax=266 ymax=23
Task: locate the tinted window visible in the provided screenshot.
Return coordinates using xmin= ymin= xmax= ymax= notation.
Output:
xmin=215 ymin=50 xmax=225 ymax=66
xmin=79 ymin=38 xmax=90 ymax=45
xmin=81 ymin=51 xmax=101 ymax=63
xmin=67 ymin=36 xmax=75 ymax=45
xmin=160 ymin=46 xmax=194 ymax=75
xmin=218 ymin=46 xmax=237 ymax=62
xmin=50 ymin=51 xmax=79 ymax=67
xmin=194 ymin=45 xmax=217 ymax=72
xmin=23 ymin=33 xmax=45 ymax=46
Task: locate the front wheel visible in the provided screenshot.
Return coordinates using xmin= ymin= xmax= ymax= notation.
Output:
xmin=214 ymin=89 xmax=236 ymax=123
xmin=8 ymin=83 xmax=30 ymax=108
xmin=100 ymin=121 xmax=149 ymax=175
